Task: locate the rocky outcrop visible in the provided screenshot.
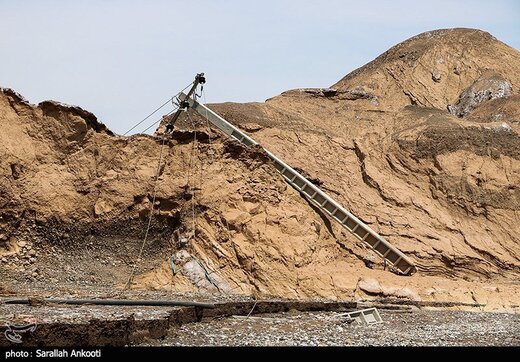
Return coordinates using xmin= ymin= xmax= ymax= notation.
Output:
xmin=448 ymin=71 xmax=513 ymax=117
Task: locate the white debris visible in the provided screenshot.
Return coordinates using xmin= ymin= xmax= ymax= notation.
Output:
xmin=494 ymin=122 xmax=513 ymax=133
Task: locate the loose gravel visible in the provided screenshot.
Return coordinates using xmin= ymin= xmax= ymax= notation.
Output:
xmin=148 ymin=310 xmax=520 ymax=346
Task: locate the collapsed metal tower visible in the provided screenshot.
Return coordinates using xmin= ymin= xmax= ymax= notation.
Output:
xmin=173 ymin=81 xmax=416 ymax=276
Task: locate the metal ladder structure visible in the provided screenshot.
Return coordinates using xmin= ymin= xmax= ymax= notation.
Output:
xmin=179 ymin=92 xmax=416 ymax=275
xmin=340 ymin=307 xmax=383 ymax=325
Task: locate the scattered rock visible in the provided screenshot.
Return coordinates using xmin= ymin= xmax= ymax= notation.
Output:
xmin=493 ymin=122 xmax=513 ymax=133
xmin=241 ymin=123 xmax=264 ymax=132
xmin=357 ymin=277 xmax=421 ymax=301
xmin=143 ymin=310 xmax=520 ymax=346
xmin=432 ymin=70 xmax=441 ymax=82
xmin=357 ymin=277 xmax=383 ymax=295
xmin=340 ymin=87 xmax=378 ymax=101
xmin=94 ymin=199 xmax=113 ymax=216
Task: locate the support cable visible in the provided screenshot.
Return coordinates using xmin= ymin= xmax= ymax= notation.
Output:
xmin=124 ymin=134 xmax=168 ymax=290
xmin=122 ymin=81 xmax=194 ymax=136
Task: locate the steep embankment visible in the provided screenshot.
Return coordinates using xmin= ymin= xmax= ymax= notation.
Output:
xmin=0 ymin=88 xmax=363 ymax=299
xmin=1 ymin=28 xmax=520 ymax=309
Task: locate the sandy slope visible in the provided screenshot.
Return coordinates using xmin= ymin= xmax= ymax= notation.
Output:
xmin=1 ymin=28 xmax=519 ymax=310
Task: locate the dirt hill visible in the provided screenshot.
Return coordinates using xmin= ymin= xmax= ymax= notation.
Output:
xmin=1 ymin=28 xmax=519 ymax=310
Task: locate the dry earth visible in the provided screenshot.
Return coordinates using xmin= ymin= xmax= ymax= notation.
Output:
xmin=1 ymin=29 xmax=520 ymax=320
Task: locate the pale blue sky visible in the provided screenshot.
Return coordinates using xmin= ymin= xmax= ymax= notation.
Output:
xmin=1 ymin=0 xmax=519 ymax=134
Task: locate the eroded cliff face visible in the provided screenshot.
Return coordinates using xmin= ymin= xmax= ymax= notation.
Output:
xmin=1 ymin=28 xmax=520 ymax=309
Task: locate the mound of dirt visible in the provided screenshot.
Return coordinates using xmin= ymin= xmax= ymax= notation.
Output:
xmin=1 ymin=28 xmax=520 ymax=310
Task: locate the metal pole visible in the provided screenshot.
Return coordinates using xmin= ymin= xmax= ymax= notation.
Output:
xmin=166 ymin=73 xmax=206 ymax=131
xmin=3 ymin=298 xmax=215 ymax=308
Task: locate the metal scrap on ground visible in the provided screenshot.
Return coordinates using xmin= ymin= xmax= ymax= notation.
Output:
xmin=339 ymin=307 xmax=383 ymax=325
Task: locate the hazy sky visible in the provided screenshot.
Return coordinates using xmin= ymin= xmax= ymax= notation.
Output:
xmin=1 ymin=0 xmax=519 ymax=134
